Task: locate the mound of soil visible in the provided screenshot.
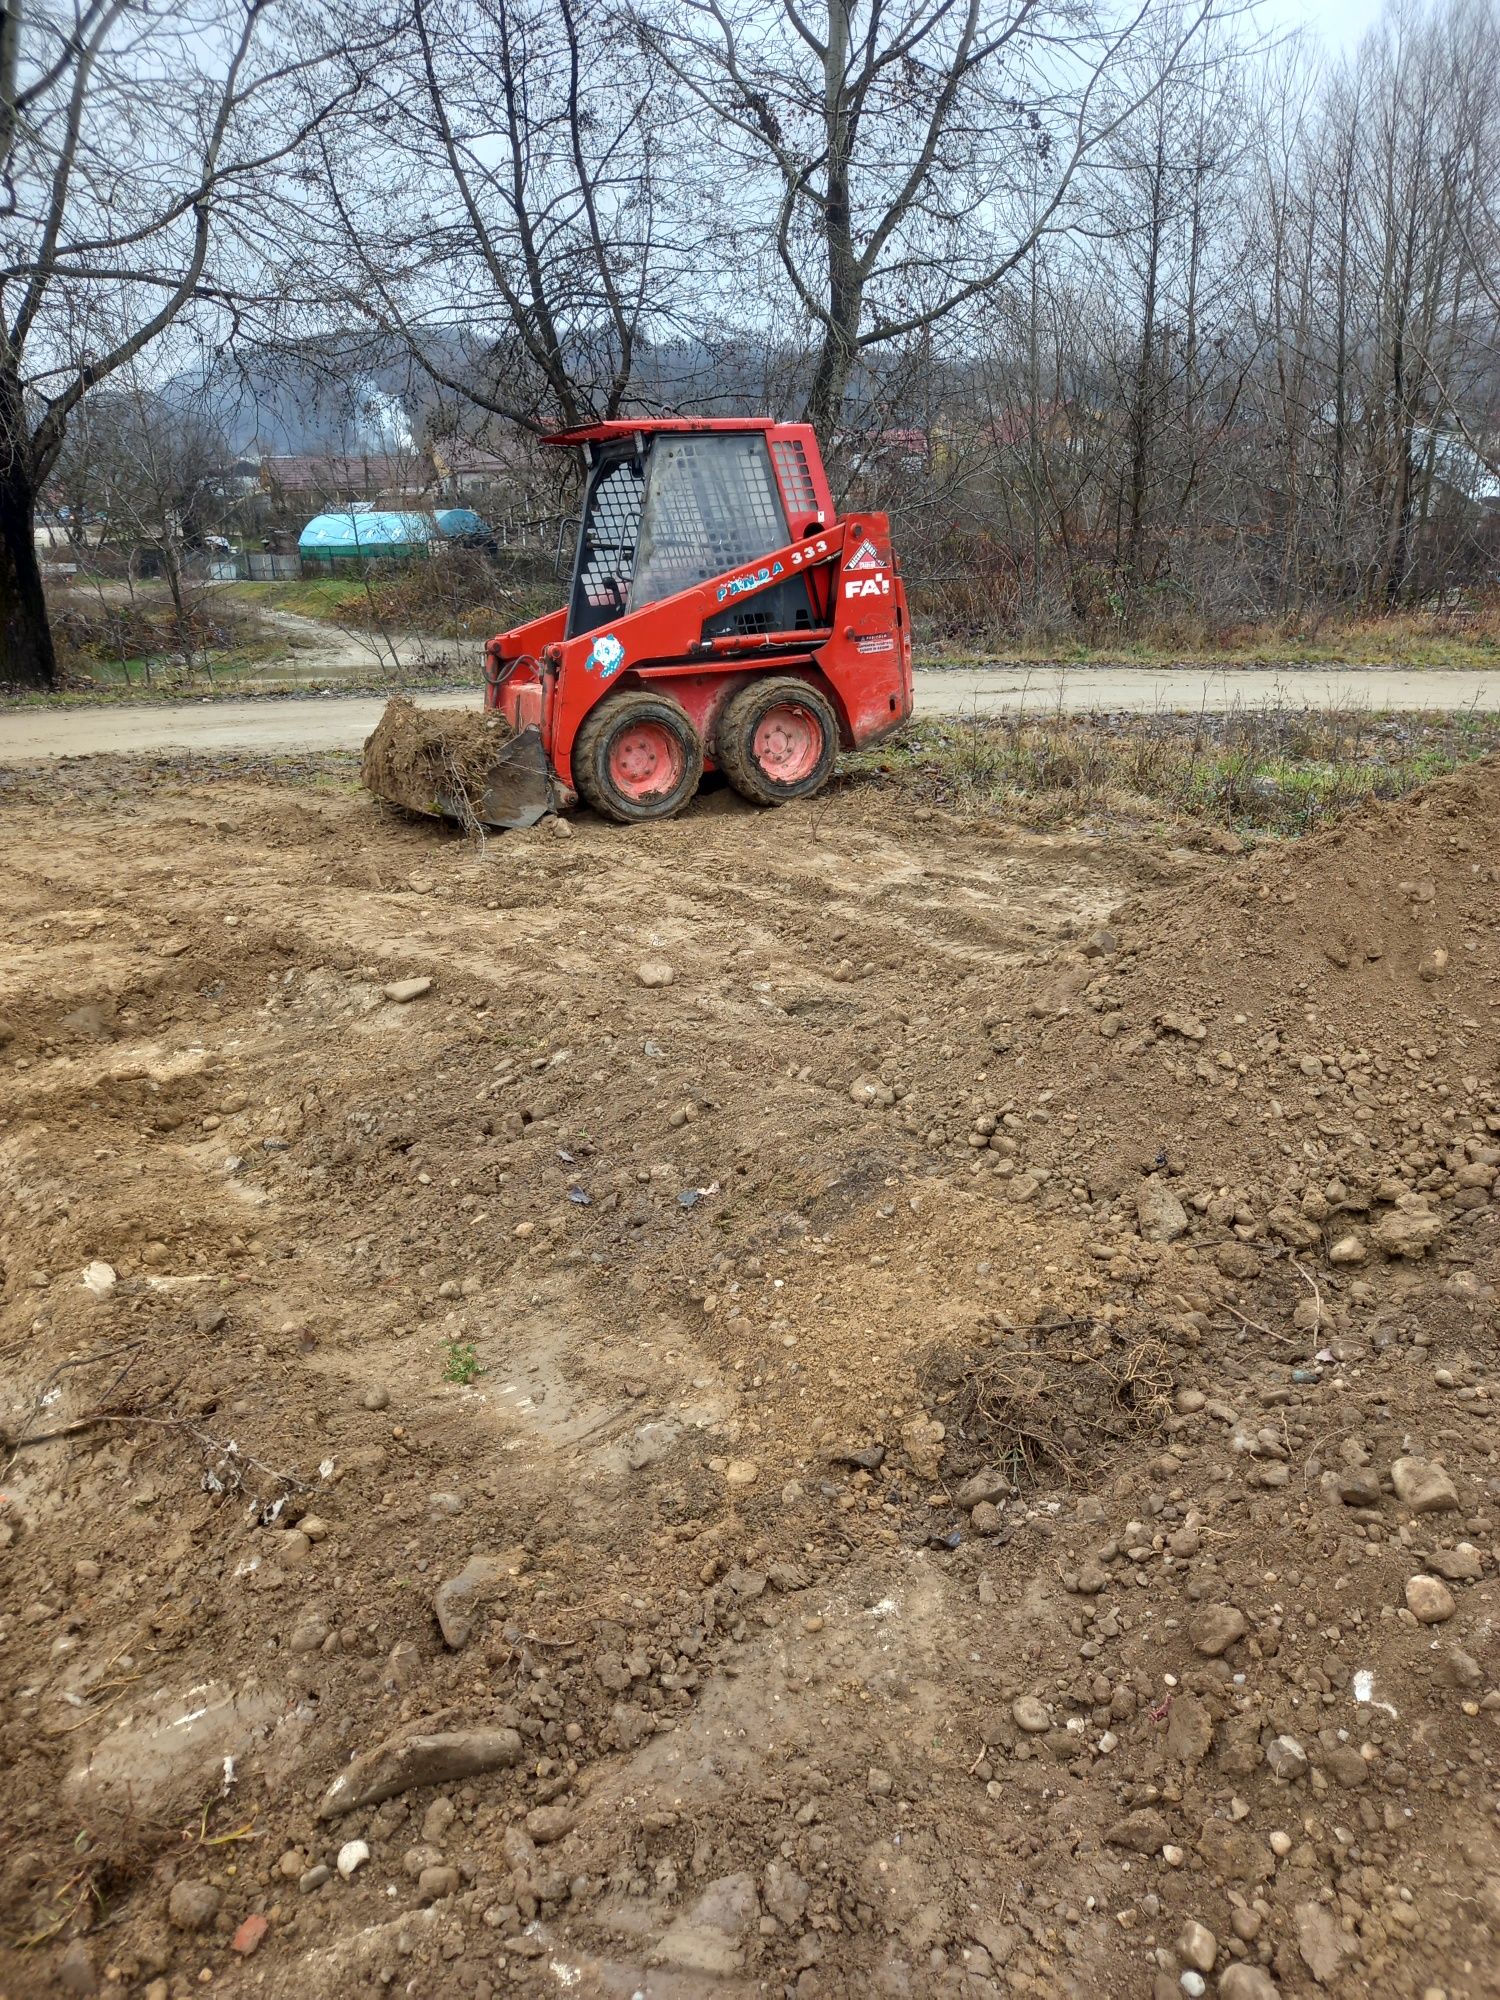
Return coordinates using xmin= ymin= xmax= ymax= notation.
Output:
xmin=360 ymin=695 xmax=513 ymax=822
xmin=0 ymin=753 xmax=1495 ymax=2000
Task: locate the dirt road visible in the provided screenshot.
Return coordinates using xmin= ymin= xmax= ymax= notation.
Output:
xmin=2 ymin=749 xmax=1498 ymax=1999
xmin=4 ymin=661 xmax=1497 ymax=762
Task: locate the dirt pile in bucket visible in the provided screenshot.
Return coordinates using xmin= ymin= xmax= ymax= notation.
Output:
xmin=360 ymin=694 xmax=513 ymax=823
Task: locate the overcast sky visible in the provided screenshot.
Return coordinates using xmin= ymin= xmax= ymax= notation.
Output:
xmin=1263 ymin=0 xmax=1387 ymax=49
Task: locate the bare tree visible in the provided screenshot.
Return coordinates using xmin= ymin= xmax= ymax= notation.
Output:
xmin=0 ymin=0 xmax=366 ymax=688
xmin=632 ymin=0 xmax=1224 ymax=433
xmin=311 ymin=0 xmax=689 ymax=435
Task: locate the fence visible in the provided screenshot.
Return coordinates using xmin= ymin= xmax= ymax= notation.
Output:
xmin=201 ymin=552 xmax=300 ymax=582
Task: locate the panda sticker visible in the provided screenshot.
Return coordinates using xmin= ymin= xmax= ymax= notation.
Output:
xmin=587 ymin=632 xmax=625 ymax=678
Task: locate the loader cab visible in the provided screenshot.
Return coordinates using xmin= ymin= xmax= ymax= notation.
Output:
xmin=560 ymin=422 xmax=829 ymax=642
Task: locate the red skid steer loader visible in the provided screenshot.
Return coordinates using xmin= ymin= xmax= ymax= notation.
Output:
xmin=361 ymin=417 xmax=913 ymax=827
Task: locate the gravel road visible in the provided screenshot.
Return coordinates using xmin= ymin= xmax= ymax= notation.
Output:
xmin=3 ymin=663 xmax=1496 ymax=762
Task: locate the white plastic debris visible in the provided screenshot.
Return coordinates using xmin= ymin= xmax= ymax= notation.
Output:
xmin=1353 ymin=1668 xmax=1398 ymax=1716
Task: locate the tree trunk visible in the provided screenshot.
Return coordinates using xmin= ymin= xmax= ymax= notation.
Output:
xmin=0 ymin=465 xmax=57 ymax=690
xmin=803 ymin=0 xmax=858 ymax=438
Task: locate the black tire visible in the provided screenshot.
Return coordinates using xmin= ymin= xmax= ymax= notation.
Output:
xmin=716 ymin=674 xmax=839 ymax=806
xmin=572 ymin=690 xmax=705 ymax=824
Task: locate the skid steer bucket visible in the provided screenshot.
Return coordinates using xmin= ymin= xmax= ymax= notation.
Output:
xmin=361 ymin=697 xmax=559 ymax=831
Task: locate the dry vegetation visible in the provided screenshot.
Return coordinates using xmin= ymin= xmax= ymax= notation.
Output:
xmin=863 ymin=698 xmax=1500 ymax=834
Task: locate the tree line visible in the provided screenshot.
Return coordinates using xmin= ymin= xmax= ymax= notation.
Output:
xmin=3 ymin=0 xmax=1498 ymax=686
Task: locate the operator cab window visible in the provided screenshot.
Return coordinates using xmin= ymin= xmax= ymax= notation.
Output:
xmin=630 ymin=434 xmax=789 ymax=605
xmin=569 ymin=451 xmax=645 ymax=637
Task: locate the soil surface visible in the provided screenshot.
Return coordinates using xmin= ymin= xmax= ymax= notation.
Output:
xmin=1 ymin=755 xmax=1497 ymax=2000
xmin=5 ymin=663 xmax=1500 ymax=763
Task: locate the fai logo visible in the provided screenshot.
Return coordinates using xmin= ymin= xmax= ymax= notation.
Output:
xmin=844 ymin=538 xmax=890 ymax=597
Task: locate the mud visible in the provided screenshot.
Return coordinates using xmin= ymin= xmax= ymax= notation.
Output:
xmin=0 ymin=756 xmax=1497 ymax=2000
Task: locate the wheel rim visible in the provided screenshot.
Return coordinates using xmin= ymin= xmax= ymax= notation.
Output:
xmin=752 ymin=701 xmax=824 ymax=784
xmin=607 ymin=720 xmax=686 ymax=802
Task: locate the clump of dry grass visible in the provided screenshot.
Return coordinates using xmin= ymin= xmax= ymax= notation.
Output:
xmin=920 ymin=1319 xmax=1172 ymax=1489
xmin=857 ymin=697 xmax=1500 ymax=837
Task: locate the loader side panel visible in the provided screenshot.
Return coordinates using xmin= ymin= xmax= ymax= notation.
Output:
xmin=814 ymin=517 xmax=913 ymax=747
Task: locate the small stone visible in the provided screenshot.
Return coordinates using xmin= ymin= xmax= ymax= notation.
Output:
xmin=1138 ymin=1178 xmax=1188 ymax=1244
xmin=725 ymin=1459 xmax=758 ymax=1487
xmin=954 ymin=1467 xmax=1009 ymax=1508
xmin=1265 ymin=1735 xmax=1308 ymax=1780
xmin=1328 ymin=1234 xmax=1366 ymax=1266
xmin=1268 ymin=1831 xmax=1293 ymax=1858
xmin=337 ymin=1840 xmax=370 ymax=1879
xmin=867 ymin=1767 xmax=894 ymax=1797
xmin=1174 ymin=1388 xmax=1206 ymax=1414
xmin=1218 ymin=1969 xmax=1281 ymax=2000
xmin=899 ymin=1416 xmax=946 ymax=1479
xmin=362 ymin=1385 xmax=391 ymax=1411
xmin=848 ymin=1076 xmax=896 ymax=1108
xmin=1191 ymin=1604 xmax=1248 ymax=1657
xmin=167 ymin=1880 xmax=221 ymax=1931
xmin=971 ymin=1501 xmax=1003 ymax=1536
xmin=299 ymin=1864 xmax=331 ymax=1892
xmin=1166 ymin=1695 xmax=1214 ymax=1767
xmin=288 ymin=1608 xmax=330 ymax=1655
xmin=417 ymin=1864 xmax=460 ymax=1901
xmin=433 ymin=1553 xmax=515 ymax=1649
xmin=1370 ymin=1202 xmax=1443 ymax=1259
xmin=525 ymin=1805 xmax=574 ymax=1843
xmin=231 ymin=1914 xmax=268 ymax=1956
xmin=1011 ymin=1695 xmax=1051 ymax=1734
xmin=1323 ymin=1746 xmax=1369 ymax=1788
xmin=1405 ymin=1574 xmax=1456 ymax=1623
xmin=636 ymin=960 xmax=674 ymax=988
xmin=1426 ymin=1544 xmax=1483 ymax=1582
xmin=1391 ymin=1457 xmax=1459 ymax=1514
xmin=1336 ymin=1469 xmax=1382 ymax=1507
xmin=1177 ymin=1920 xmax=1218 ymax=1973
xmin=58 ymin=1940 xmax=96 ymax=1994
xmin=1438 ymin=1646 xmax=1482 ymax=1687
xmin=382 ymin=976 xmax=433 ymax=1003
xmin=318 ymin=1727 xmax=523 ymax=1819
xmin=81 ymin=1260 xmax=117 ymax=1299
xmin=1295 ymin=1901 xmax=1357 ymax=1985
